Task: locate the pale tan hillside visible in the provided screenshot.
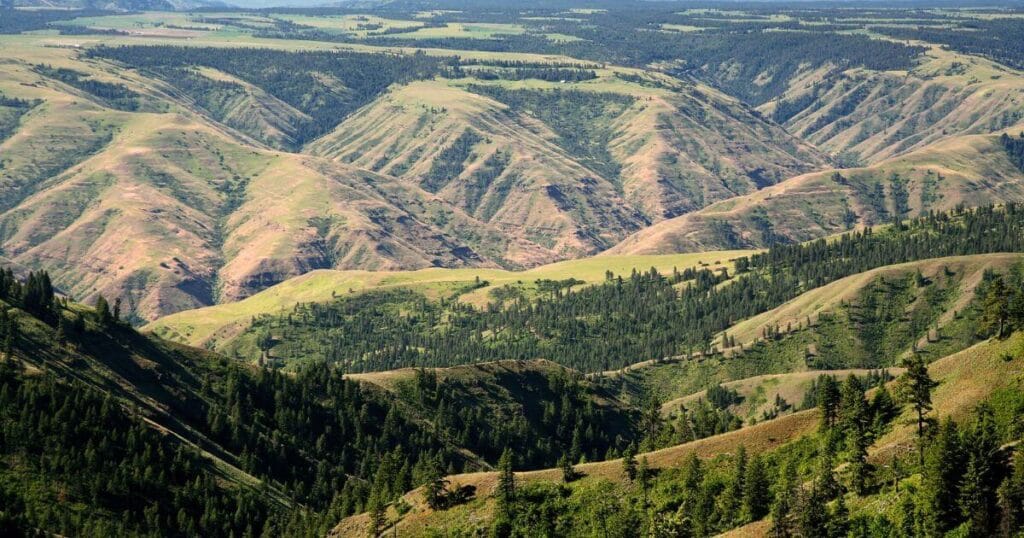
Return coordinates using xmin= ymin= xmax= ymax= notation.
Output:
xmin=0 ymin=47 xmax=584 ymax=319
xmin=607 ymin=83 xmax=827 ymax=220
xmin=762 ymin=46 xmax=1024 ymax=163
xmin=169 ymin=66 xmax=313 ymax=150
xmin=659 ymin=368 xmax=899 ymax=422
xmin=870 ymin=331 xmax=1024 ymax=462
xmin=307 ymin=80 xmax=647 ymax=266
xmin=308 ymin=76 xmax=826 ymax=237
xmin=606 ymin=133 xmax=1024 ymax=255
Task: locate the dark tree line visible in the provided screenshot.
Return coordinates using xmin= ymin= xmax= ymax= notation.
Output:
xmin=1002 ymin=132 xmax=1024 ymax=173
xmin=873 ymin=19 xmax=1024 ymax=70
xmin=0 ymin=271 xmax=465 ymax=535
xmin=33 ymin=65 xmax=140 ymax=111
xmin=242 ymin=204 xmax=1024 ymax=374
xmin=0 ymin=366 xmax=274 ymax=536
xmin=0 ymin=9 xmax=108 ymax=34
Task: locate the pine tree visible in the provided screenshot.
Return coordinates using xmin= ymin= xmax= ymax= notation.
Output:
xmin=795 ymin=484 xmax=828 ymax=537
xmin=94 ymin=295 xmax=113 ymax=327
xmin=622 ymin=443 xmax=638 ymax=481
xmin=423 ymin=457 xmax=448 ymax=510
xmin=721 ymin=445 xmax=747 ymax=526
xmin=367 ymin=490 xmax=385 ymax=538
xmin=898 ymin=354 xmax=938 ymax=465
xmin=770 ymin=460 xmax=798 ymax=537
xmin=559 ymin=454 xmax=577 ymax=483
xmin=828 ymin=494 xmax=850 ymax=538
xmin=921 ymin=419 xmax=964 ymax=535
xmin=638 ymin=456 xmax=651 ymax=507
xmin=0 ymin=308 xmax=15 ymax=360
xmin=959 ymin=404 xmax=1001 ymax=536
xmin=815 ymin=448 xmax=840 ymax=501
xmin=496 ymin=448 xmax=516 ymax=516
xmin=840 ymin=376 xmax=873 ymax=495
xmin=981 ymin=275 xmax=1010 ymax=338
xmin=743 ymin=454 xmax=772 ymax=522
xmin=818 ymin=375 xmax=841 ymax=430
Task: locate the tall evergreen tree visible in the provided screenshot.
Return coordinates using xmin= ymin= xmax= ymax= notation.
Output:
xmin=622 ymin=443 xmax=638 ymax=481
xmin=981 ymin=275 xmax=1010 ymax=338
xmin=496 ymin=448 xmax=516 ymax=513
xmin=899 ymin=354 xmax=938 ymax=465
xmin=770 ymin=460 xmax=798 ymax=537
xmin=743 ymin=454 xmax=772 ymax=522
xmin=423 ymin=457 xmax=449 ymax=510
xmin=921 ymin=419 xmax=965 ymax=536
xmin=959 ymin=404 xmax=1002 ymax=536
xmin=818 ymin=375 xmax=841 ymax=430
xmin=721 ymin=445 xmax=747 ymax=526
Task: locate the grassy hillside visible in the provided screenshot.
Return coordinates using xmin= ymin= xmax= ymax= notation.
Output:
xmin=762 ymin=45 xmax=1024 ymax=164
xmin=607 ymin=133 xmax=1024 ymax=255
xmin=0 ymin=12 xmax=1021 ymax=325
xmin=606 ymin=253 xmax=1017 ymax=408
xmin=331 ymin=329 xmax=1024 ymax=537
xmin=145 ymin=250 xmax=752 ymax=349
xmin=0 ymin=36 xmax=823 ymax=322
xmin=306 ymin=79 xmax=648 ymax=264
xmin=149 ymin=205 xmax=1024 ymax=377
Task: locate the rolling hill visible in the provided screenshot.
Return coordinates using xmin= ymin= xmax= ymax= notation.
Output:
xmin=606 ymin=133 xmax=1024 ymax=255
xmin=4 ymin=6 xmax=1024 ymax=538
xmin=761 ymin=43 xmax=1024 ymax=164
xmin=0 ymin=38 xmax=829 ymax=322
xmin=330 ymin=330 xmax=1024 ymax=537
xmin=144 ymin=250 xmax=752 ymax=350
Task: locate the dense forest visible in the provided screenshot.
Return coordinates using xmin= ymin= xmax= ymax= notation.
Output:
xmin=481 ymin=368 xmax=1024 ymax=538
xmin=873 ymin=18 xmax=1024 ymax=70
xmin=235 ymin=204 xmax=1024 ymax=373
xmin=0 ymin=9 xmax=106 ymax=34
xmin=393 ymin=367 xmax=638 ymax=468
xmin=0 ymin=267 xmax=691 ymax=535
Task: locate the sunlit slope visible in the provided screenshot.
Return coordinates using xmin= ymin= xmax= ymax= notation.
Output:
xmin=330 ymin=410 xmax=819 ymax=537
xmin=607 ymin=133 xmax=1024 ymax=255
xmin=331 ymin=328 xmax=1024 ymax=538
xmin=762 ymin=46 xmax=1024 ymax=163
xmin=307 ymin=77 xmax=826 ymax=237
xmin=721 ymin=253 xmax=1023 ymax=349
xmin=2 ymin=109 xmax=525 ymax=320
xmin=143 ymin=250 xmax=754 ymax=349
xmin=871 ymin=331 xmax=1024 ymax=460
xmin=308 ymin=80 xmax=646 ymax=266
xmin=606 ymin=254 xmax=1019 ymax=409
xmin=606 ymin=80 xmax=826 ymax=220
xmin=166 ymin=66 xmax=313 ymax=150
xmin=0 ymin=48 xmax=569 ymax=320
